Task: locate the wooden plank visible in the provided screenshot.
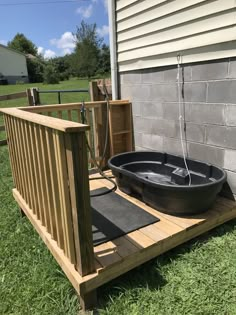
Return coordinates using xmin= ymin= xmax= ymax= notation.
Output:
xmin=12 ymin=118 xmax=27 ymax=200
xmin=12 ymin=188 xmax=99 ymax=296
xmin=65 ymin=132 xmax=95 ymax=276
xmin=0 ymin=108 xmax=89 ymax=133
xmin=3 ymin=116 xmax=18 ymax=188
xmin=20 ymin=100 xmax=130 ymax=112
xmin=33 ymin=124 xmax=46 ymax=226
xmin=54 ymin=131 xmax=76 ymax=264
xmin=46 ymin=129 xmax=65 ymax=249
xmin=68 ymin=110 xmax=72 ymax=121
xmin=40 ymin=126 xmax=57 ymax=240
xmin=83 ymin=204 xmax=236 ymax=293
xmin=0 ymin=91 xmax=26 ymax=101
xmin=19 ymin=119 xmax=33 ymax=210
xmin=24 ymin=122 xmax=37 ymax=214
xmin=94 ymin=242 xmax=122 ymax=267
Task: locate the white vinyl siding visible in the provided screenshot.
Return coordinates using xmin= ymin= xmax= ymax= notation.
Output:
xmin=0 ymin=46 xmax=28 ymax=77
xmin=116 ymin=0 xmax=236 ymax=72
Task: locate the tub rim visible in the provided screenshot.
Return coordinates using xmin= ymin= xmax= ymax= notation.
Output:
xmin=108 ymin=151 xmax=227 ymax=191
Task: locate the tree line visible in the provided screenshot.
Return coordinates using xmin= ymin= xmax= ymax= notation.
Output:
xmin=7 ymin=21 xmax=110 ymax=84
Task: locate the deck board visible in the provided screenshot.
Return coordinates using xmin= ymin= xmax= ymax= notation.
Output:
xmin=89 ymin=172 xmax=236 ymax=278
xmin=13 ymin=172 xmax=236 ymax=299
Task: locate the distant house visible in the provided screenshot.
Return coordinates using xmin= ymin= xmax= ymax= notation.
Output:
xmin=108 ymin=0 xmax=236 ymax=198
xmin=0 ymin=44 xmax=29 ymax=84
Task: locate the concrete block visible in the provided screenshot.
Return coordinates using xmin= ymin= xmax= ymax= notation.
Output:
xmin=132 ymin=101 xmax=142 ymax=116
xmin=141 ymin=68 xmax=164 ymax=83
xmin=133 ymin=117 xmax=153 ymax=134
xmin=134 ymin=132 xmax=142 ymax=147
xmin=185 ymin=123 xmax=205 ymax=143
xmin=192 ymin=60 xmax=228 ymax=81
xmin=162 ymin=102 xmax=179 ymax=120
xmin=224 ymin=149 xmax=236 ymax=172
xmin=207 ymin=80 xmax=236 ymax=104
xmin=120 ymin=72 xmax=141 ymax=84
xmin=225 ymin=105 xmax=236 ymax=126
xmin=149 ymin=84 xmax=178 ymax=102
xmin=135 ymin=146 xmax=146 ymax=151
xmin=141 ymin=101 xmax=163 ymax=119
xmin=183 ymin=82 xmax=207 ymax=102
xmin=185 ymin=103 xmax=225 ymax=125
xmin=206 ymin=125 xmax=236 ymax=149
xmin=224 ymin=170 xmax=236 ymax=195
xmin=152 ymin=119 xmax=178 ymax=138
xmin=187 ymin=142 xmax=225 ymax=167
xmin=228 ymin=58 xmax=236 ymax=78
xmin=142 ymin=133 xmax=163 ymax=151
xmin=162 ymin=84 xmax=178 ymax=102
xmin=163 ymin=137 xmax=184 ymax=156
xmin=131 ymin=84 xmax=151 ymax=101
xmin=164 ymin=65 xmax=191 ymax=82
xmin=120 ymin=85 xmax=133 ymax=100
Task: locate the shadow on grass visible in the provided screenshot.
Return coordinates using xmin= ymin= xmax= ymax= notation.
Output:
xmin=97 ymin=218 xmax=236 ymax=309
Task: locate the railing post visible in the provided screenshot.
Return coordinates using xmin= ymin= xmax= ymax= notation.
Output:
xmin=64 ymin=130 xmax=95 ymax=276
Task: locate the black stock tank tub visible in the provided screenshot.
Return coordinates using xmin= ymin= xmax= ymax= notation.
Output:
xmin=108 ymin=151 xmax=227 ymax=215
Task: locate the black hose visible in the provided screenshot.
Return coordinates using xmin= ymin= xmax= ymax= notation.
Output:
xmin=81 ymin=91 xmax=117 ymax=197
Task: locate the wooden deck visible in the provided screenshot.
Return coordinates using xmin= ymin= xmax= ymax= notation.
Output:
xmin=83 ymin=172 xmax=236 ymax=292
xmin=13 ymin=171 xmax=236 ymax=304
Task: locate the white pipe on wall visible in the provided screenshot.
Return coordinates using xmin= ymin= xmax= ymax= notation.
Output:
xmin=108 ymin=0 xmax=118 ymax=100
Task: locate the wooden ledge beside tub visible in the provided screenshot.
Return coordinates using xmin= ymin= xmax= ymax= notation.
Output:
xmin=1 ymin=102 xmax=236 ymax=312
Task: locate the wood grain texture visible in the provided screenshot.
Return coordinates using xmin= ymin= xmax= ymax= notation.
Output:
xmin=65 ymin=132 xmax=95 ymax=276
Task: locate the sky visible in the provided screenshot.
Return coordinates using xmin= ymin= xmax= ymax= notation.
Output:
xmin=0 ymin=0 xmax=109 ymax=59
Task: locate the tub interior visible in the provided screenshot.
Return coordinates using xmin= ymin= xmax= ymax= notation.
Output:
xmin=111 ymin=152 xmax=223 ymax=187
xmin=120 ymin=161 xmax=214 ymax=186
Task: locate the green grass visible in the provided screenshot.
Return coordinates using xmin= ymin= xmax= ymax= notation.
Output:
xmin=0 ymin=78 xmax=90 ymax=108
xmin=1 ymin=80 xmax=236 ymax=314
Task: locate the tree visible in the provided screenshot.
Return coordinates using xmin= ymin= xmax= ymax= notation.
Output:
xmin=97 ymin=44 xmax=110 ymax=75
xmin=43 ymin=64 xmax=60 ymax=84
xmin=8 ymin=33 xmax=38 ymax=56
xmin=73 ymin=21 xmax=102 ymax=78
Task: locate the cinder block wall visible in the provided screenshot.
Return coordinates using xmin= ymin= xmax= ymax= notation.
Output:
xmin=119 ymin=57 xmax=236 ymax=198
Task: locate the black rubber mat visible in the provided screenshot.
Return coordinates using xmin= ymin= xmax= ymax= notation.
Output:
xmin=91 ymin=187 xmax=160 ymax=246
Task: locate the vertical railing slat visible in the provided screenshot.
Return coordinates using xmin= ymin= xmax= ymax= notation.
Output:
xmin=13 ymin=118 xmax=27 ymax=200
xmin=20 ymin=119 xmax=33 ymax=210
xmin=25 ymin=122 xmax=37 ymax=214
xmin=4 ymin=116 xmax=19 ymax=189
xmin=54 ymin=131 xmax=76 ymax=263
xmin=65 ymin=132 xmax=95 ymax=276
xmin=40 ymin=127 xmax=57 ymax=240
xmin=46 ymin=130 xmax=65 ymax=249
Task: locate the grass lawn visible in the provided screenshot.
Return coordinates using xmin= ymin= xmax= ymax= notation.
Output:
xmin=1 ymin=80 xmax=236 ymax=314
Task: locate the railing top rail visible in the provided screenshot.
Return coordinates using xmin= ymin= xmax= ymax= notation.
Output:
xmin=38 ymin=89 xmax=89 ymax=93
xmin=20 ymin=100 xmax=130 ymax=113
xmin=0 ymin=91 xmax=26 ymax=102
xmin=0 ymin=108 xmax=89 ymax=133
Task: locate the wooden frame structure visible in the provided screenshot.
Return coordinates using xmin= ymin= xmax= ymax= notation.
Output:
xmin=1 ymin=102 xmax=236 ymax=312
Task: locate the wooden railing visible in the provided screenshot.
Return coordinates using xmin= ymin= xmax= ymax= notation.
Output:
xmin=0 ymin=88 xmax=34 ymax=145
xmin=20 ymin=100 xmax=131 ymax=166
xmin=2 ymin=108 xmax=95 ymax=276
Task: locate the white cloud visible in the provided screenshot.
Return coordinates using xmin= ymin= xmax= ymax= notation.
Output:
xmin=0 ymin=39 xmax=7 ymax=45
xmin=76 ymin=4 xmax=93 ymax=18
xmin=50 ymin=32 xmax=76 ymax=55
xmin=97 ymin=25 xmax=109 ymax=37
xmin=37 ymin=46 xmax=44 ymax=55
xmin=44 ymin=49 xmax=56 ymax=59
